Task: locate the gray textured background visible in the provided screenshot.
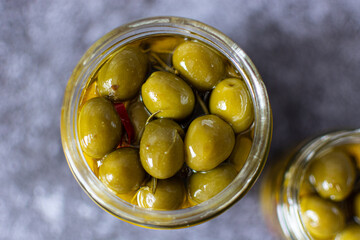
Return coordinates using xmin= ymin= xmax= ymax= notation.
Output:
xmin=1 ymin=1 xmax=360 ymax=239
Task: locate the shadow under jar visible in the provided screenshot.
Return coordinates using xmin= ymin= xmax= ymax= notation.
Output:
xmin=61 ymin=16 xmax=272 ymax=229
xmin=261 ymin=129 xmax=360 ymax=239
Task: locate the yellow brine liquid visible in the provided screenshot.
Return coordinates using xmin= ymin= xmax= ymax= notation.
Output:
xmin=78 ymin=34 xmax=255 ymax=210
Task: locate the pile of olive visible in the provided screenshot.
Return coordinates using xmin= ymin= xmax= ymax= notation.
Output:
xmin=299 ymin=144 xmax=360 ymax=239
xmin=78 ymin=35 xmax=254 ymax=211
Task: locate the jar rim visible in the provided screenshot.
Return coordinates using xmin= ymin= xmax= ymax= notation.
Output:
xmin=60 ymin=16 xmax=272 ymax=228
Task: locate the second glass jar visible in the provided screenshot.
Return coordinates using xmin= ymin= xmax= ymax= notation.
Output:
xmin=261 ymin=129 xmax=360 ymax=239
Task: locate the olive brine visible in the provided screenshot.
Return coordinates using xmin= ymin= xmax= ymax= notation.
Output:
xmin=78 ymin=35 xmax=254 ymax=210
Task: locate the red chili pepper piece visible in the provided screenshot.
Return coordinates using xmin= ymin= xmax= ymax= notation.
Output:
xmin=114 ymin=103 xmax=134 ymax=144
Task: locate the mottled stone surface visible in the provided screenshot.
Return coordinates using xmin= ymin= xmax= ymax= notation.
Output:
xmin=1 ymin=1 xmax=360 ymax=239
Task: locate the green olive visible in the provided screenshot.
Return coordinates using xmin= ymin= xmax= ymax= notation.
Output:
xmin=172 ymin=41 xmax=225 ymax=91
xmin=185 ymin=114 xmax=235 ymax=171
xmin=300 ymin=195 xmax=346 ymax=239
xmin=188 ymin=163 xmax=237 ymax=204
xmin=140 ymin=119 xmax=184 ymax=179
xmin=335 ymin=224 xmax=360 ymax=240
xmin=309 ymin=150 xmax=356 ymax=201
xmin=229 ymin=135 xmax=252 ymax=172
xmin=299 ymin=168 xmax=316 ymax=198
xmin=344 ymin=144 xmax=360 ymax=169
xmin=127 ymin=101 xmax=150 ymax=145
xmin=97 ymin=46 xmax=148 ymax=101
xmin=141 ymin=71 xmax=195 ymax=120
xmin=98 ymin=148 xmax=145 ymax=194
xmin=137 ymin=177 xmax=185 ymax=210
xmin=355 ymin=192 xmax=360 ymax=221
xmin=78 ymin=97 xmax=122 ymax=158
xmin=154 ymin=118 xmax=185 ymax=138
xmin=209 ymin=78 xmax=254 ymax=133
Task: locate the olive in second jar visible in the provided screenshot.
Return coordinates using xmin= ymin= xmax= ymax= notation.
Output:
xmin=141 ymin=71 xmax=195 ymax=120
xmin=185 ymin=114 xmax=235 ymax=171
xmin=98 ymin=148 xmax=145 ymax=194
xmin=209 ymin=78 xmax=254 ymax=133
xmin=188 ymin=163 xmax=237 ymax=204
xmin=137 ymin=177 xmax=185 ymax=210
xmin=97 ymin=46 xmax=148 ymax=101
xmin=344 ymin=144 xmax=360 ymax=169
xmin=140 ymin=119 xmax=184 ymax=179
xmin=78 ymin=97 xmax=122 ymax=158
xmin=308 ymin=150 xmax=356 ymax=201
xmin=335 ymin=224 xmax=360 ymax=240
xmin=355 ymin=192 xmax=360 ymax=222
xmin=172 ymin=41 xmax=225 ymax=91
xmin=300 ymin=195 xmax=346 ymax=239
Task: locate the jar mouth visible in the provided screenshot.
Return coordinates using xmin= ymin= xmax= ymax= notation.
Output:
xmin=278 ymin=129 xmax=360 ymax=238
xmin=61 ymin=16 xmax=272 ymax=228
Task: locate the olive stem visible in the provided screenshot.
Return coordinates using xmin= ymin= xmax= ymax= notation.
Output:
xmin=145 ymin=110 xmax=161 ymax=125
xmin=151 ymin=178 xmax=158 ymax=194
xmin=196 ymin=91 xmax=209 ymax=115
xmin=142 ymin=48 xmax=151 ymax=53
xmin=141 ymin=46 xmax=173 ymax=54
xmin=131 ymin=190 xmax=140 ymax=205
xmin=153 ymin=65 xmax=166 ymax=72
xmin=127 ymin=145 xmax=140 ymax=149
xmin=226 ymin=64 xmax=241 ymax=78
xmin=87 ymin=59 xmax=108 ymax=86
xmin=156 ymin=50 xmax=173 ymax=54
xmin=149 ymin=52 xmax=176 ymax=74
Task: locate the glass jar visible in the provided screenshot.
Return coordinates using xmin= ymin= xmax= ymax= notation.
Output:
xmin=61 ymin=16 xmax=272 ymax=229
xmin=261 ymin=129 xmax=360 ymax=239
